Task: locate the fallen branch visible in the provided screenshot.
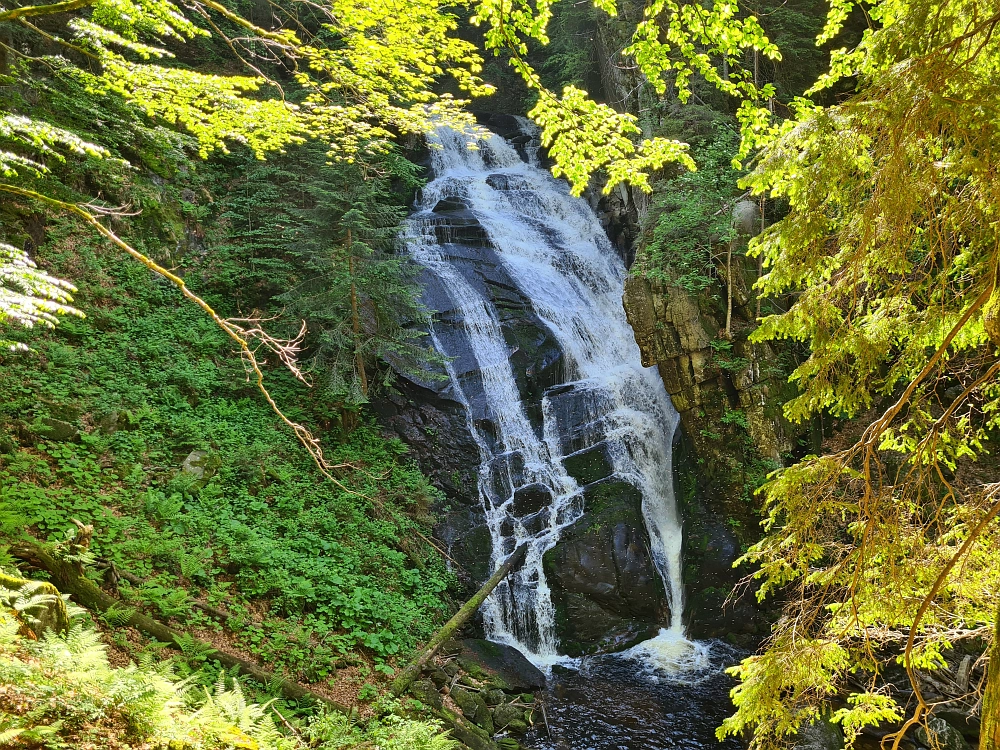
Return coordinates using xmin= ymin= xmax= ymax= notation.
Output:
xmin=96 ymin=560 xmax=235 ymax=622
xmin=11 ymin=539 xmax=348 ymax=714
xmin=390 ymin=544 xmax=527 ymax=697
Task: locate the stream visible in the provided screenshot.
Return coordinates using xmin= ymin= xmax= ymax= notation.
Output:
xmin=403 ymin=116 xmax=745 ymax=748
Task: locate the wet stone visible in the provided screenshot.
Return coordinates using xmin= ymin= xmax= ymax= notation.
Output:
xmin=562 ymin=441 xmax=615 ymax=486
xmin=512 ymin=483 xmax=551 ymax=516
xmin=433 ymin=197 xmax=469 ymax=212
xmin=493 ymin=702 xmax=525 ymax=730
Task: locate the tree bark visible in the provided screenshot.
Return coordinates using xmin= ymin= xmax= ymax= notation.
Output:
xmin=390 ymin=543 xmax=528 ymax=697
xmin=11 ymin=540 xmax=348 ymax=713
xmin=982 ymin=602 xmax=1000 ymax=750
xmin=348 ymin=229 xmax=368 ymax=397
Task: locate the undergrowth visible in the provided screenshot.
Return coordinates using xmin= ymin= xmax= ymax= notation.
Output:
xmin=0 ymin=602 xmax=457 ymax=749
xmin=0 ymin=215 xmax=455 ymax=683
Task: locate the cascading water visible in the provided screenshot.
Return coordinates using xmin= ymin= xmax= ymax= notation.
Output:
xmin=404 ymin=120 xmax=699 ymax=669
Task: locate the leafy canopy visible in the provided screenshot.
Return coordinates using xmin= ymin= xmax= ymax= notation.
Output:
xmin=716 ymin=1 xmax=1000 ymax=747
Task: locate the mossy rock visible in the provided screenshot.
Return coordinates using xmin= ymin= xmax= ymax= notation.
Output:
xmin=408 ymin=679 xmax=442 ymax=710
xmin=0 ymin=573 xmax=70 ymax=638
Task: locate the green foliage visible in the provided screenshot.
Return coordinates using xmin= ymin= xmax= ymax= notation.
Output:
xmin=0 ymin=606 xmax=456 ymax=748
xmin=640 ymin=119 xmax=743 ymax=291
xmin=718 ymin=1 xmax=1000 ymax=746
xmin=305 ymin=709 xmax=458 ymax=749
xmin=0 ymin=611 xmax=293 ymax=749
xmin=473 ymin=0 xmax=779 ymax=195
xmin=0 ymin=218 xmax=454 ymax=671
xmin=0 ymin=243 xmax=82 ymax=352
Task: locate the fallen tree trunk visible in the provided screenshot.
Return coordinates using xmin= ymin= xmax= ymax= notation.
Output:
xmin=391 ymin=543 xmax=527 ymax=697
xmin=97 ymin=559 xmax=235 ymax=621
xmin=11 ymin=540 xmax=348 ymax=714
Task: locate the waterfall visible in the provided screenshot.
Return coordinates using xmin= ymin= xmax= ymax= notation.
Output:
xmin=404 ymin=121 xmax=691 ymax=667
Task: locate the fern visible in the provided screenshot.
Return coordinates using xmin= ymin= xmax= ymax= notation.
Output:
xmin=101 ymin=602 xmax=137 ymax=628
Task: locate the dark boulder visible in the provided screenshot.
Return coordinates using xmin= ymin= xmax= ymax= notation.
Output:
xmin=562 ymin=442 xmax=615 ymax=486
xmin=512 ymin=484 xmax=551 ymax=516
xmin=543 ymin=479 xmax=667 ymax=655
xmin=915 ymin=718 xmax=970 ymax=750
xmin=408 ymin=679 xmax=443 ymax=709
xmin=433 ymin=197 xmax=470 ymax=213
xmin=459 ymin=638 xmax=546 ymax=691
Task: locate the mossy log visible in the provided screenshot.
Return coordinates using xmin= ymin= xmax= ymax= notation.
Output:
xmin=391 ymin=543 xmax=527 ymax=698
xmin=982 ymin=603 xmax=1000 ymax=750
xmin=11 ymin=539 xmax=348 ymax=714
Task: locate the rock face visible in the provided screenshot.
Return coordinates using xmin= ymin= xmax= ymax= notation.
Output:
xmin=544 ymin=480 xmax=665 ymax=654
xmin=622 ymin=267 xmax=794 ymax=526
xmin=621 ymin=255 xmax=796 ymax=640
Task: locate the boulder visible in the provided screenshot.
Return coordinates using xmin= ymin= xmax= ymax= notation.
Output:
xmin=451 ymin=687 xmax=494 ymax=734
xmin=915 ymin=718 xmax=970 ymax=750
xmin=0 ymin=573 xmax=70 ymax=638
xmin=794 ymin=717 xmax=844 ymax=750
xmin=542 ymin=479 xmax=666 ymax=654
xmin=561 ymin=442 xmax=615 ymax=485
xmin=493 ymin=702 xmax=526 ymax=731
xmin=180 ymin=449 xmax=220 ymax=489
xmin=408 ymin=678 xmax=442 ymax=709
xmin=33 ymin=417 xmax=78 ymax=442
xmin=459 ymin=639 xmax=546 ymax=691
xmin=512 ymin=484 xmax=551 ymax=516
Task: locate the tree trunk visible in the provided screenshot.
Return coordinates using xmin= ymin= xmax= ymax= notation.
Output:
xmin=12 ymin=540 xmax=348 ymax=713
xmin=725 ymin=241 xmax=734 ymax=339
xmin=390 ymin=543 xmax=528 ymax=697
xmin=348 ymin=229 xmax=368 ymax=397
xmin=982 ymin=602 xmax=1000 ymax=750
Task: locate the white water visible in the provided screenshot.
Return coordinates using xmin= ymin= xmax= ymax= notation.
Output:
xmin=404 ymin=122 xmax=700 ymax=671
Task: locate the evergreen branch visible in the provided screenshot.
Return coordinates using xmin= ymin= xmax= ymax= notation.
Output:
xmin=0 ymin=0 xmax=94 ymax=22
xmin=0 ymin=183 xmax=368 ymax=500
xmin=888 ymin=489 xmax=1000 ymax=750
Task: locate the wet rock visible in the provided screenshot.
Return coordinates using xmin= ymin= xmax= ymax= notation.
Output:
xmin=459 ymin=639 xmax=546 ymax=691
xmin=543 ymin=479 xmax=666 ymax=653
xmin=486 ymin=174 xmax=531 ymax=192
xmin=433 ymin=215 xmax=490 ymax=247
xmin=562 ymin=442 xmax=615 ymax=485
xmin=794 ymin=717 xmax=844 ymax=750
xmin=915 ymin=718 xmax=970 ymax=750
xmin=506 ymin=719 xmax=528 ymax=734
xmin=512 ymin=484 xmax=551 ymax=516
xmin=494 ymin=702 xmax=526 ymax=731
xmin=409 ymin=678 xmax=443 ymax=709
xmin=433 ymin=197 xmax=470 ymax=213
xmin=483 ymin=688 xmax=506 ymax=706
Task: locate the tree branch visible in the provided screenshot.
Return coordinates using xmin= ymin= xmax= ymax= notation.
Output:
xmin=0 ymin=0 xmax=94 ymax=23
xmin=0 ymin=183 xmax=363 ymax=498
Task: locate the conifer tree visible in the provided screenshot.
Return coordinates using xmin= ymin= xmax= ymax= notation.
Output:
xmin=714 ymin=1 xmax=1000 ymax=747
